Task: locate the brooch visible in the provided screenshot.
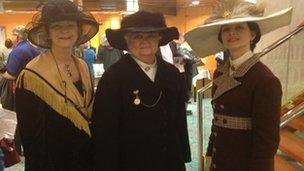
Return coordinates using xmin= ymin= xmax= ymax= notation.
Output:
xmin=133 ymin=89 xmax=141 ymax=105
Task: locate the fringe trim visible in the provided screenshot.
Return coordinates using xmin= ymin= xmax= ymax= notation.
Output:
xmin=17 ymin=70 xmax=91 ymax=136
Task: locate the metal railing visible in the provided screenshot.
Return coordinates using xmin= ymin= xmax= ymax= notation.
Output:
xmin=280 ymin=101 xmax=304 ymax=128
xmin=196 ymin=82 xmax=212 ymax=171
xmin=195 ymin=25 xmax=304 ymax=171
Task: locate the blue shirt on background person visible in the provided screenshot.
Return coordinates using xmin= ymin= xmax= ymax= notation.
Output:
xmin=5 ymin=40 xmax=40 ymax=77
xmin=83 ymin=48 xmax=96 ymax=77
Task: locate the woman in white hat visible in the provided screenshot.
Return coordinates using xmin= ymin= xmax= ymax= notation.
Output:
xmin=15 ymin=0 xmax=99 ymax=170
xmin=185 ymin=0 xmax=294 ymax=170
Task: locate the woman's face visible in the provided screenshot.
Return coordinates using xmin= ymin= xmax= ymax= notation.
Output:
xmin=125 ymin=32 xmax=160 ymax=63
xmin=48 ymin=20 xmax=79 ymax=49
xmin=220 ymin=23 xmax=256 ymax=52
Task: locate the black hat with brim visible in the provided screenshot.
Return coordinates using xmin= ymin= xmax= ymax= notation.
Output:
xmin=26 ymin=0 xmax=99 ymax=49
xmin=106 ymin=11 xmax=179 ymax=50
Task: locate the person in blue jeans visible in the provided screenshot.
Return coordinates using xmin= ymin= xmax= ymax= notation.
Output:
xmin=83 ymin=41 xmax=96 ymax=78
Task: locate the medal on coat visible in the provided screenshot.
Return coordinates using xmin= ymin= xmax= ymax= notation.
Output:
xmin=133 ymin=89 xmax=141 ymax=105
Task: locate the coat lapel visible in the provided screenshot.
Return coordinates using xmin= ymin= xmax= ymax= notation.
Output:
xmin=213 ymin=60 xmax=241 ymax=100
xmin=213 ymin=53 xmax=260 ymax=100
xmin=125 ymin=55 xmax=162 ymax=106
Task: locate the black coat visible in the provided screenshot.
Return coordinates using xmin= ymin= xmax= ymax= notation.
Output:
xmin=15 ymin=88 xmax=93 ymax=171
xmin=207 ymin=54 xmax=282 ymax=171
xmin=91 ymin=54 xmax=191 ymax=171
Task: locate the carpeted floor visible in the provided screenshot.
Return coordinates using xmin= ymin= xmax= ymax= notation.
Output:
xmin=5 ymin=98 xmax=214 ymax=171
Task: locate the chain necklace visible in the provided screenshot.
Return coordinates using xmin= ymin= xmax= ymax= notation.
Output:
xmin=50 ymin=50 xmax=84 ymax=102
xmin=64 ymin=63 xmax=73 ymax=77
xmin=133 ymin=89 xmax=162 ymax=108
xmin=50 ymin=51 xmax=90 ymax=123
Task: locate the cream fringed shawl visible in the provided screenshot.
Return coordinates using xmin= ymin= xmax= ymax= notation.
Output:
xmin=16 ymin=51 xmax=94 ymax=136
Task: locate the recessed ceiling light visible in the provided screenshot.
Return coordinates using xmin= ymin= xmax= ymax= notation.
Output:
xmin=192 ymin=0 xmax=200 ymax=6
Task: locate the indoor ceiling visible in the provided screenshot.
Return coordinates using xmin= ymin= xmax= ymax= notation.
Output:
xmin=0 ymin=0 xmax=215 ymax=15
xmin=1 ymin=0 xmax=126 ymax=12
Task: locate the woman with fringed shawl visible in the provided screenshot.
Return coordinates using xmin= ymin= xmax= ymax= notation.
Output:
xmin=15 ymin=0 xmax=98 ymax=170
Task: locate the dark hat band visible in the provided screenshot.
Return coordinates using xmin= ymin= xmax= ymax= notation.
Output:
xmin=41 ymin=13 xmax=80 ymax=25
xmin=122 ymin=27 xmax=170 ymax=33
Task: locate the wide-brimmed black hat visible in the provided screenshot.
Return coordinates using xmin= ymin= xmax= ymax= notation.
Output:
xmin=106 ymin=11 xmax=179 ymax=50
xmin=26 ymin=0 xmax=99 ymax=49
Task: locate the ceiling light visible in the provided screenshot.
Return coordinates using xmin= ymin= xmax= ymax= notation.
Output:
xmin=192 ymin=0 xmax=200 ymax=6
xmin=245 ymin=0 xmax=257 ymax=3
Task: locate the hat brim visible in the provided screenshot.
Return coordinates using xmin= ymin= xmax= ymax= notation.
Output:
xmin=106 ymin=27 xmax=179 ymax=50
xmin=27 ymin=13 xmax=99 ymax=49
xmin=185 ymin=7 xmax=292 ymax=58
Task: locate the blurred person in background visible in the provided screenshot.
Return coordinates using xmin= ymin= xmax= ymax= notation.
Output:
xmin=83 ymin=41 xmax=96 ymax=78
xmin=0 ymin=39 xmax=13 ymax=66
xmin=96 ymin=36 xmax=123 ymax=71
xmin=0 ymin=25 xmax=40 ymax=155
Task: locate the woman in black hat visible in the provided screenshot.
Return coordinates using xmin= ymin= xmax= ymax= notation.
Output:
xmin=91 ymin=11 xmax=191 ymax=171
xmin=15 ymin=0 xmax=98 ymax=170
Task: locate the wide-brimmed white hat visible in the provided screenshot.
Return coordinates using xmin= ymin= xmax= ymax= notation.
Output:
xmin=185 ymin=0 xmax=292 ymax=58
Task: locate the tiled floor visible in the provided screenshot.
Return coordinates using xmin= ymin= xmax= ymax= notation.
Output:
xmin=4 ymin=98 xmax=214 ymax=171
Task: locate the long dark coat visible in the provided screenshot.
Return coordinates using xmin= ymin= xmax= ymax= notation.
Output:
xmin=207 ymin=54 xmax=282 ymax=171
xmin=91 ymin=54 xmax=191 ymax=171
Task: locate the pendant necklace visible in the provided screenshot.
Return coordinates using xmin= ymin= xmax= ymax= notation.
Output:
xmin=64 ymin=63 xmax=73 ymax=77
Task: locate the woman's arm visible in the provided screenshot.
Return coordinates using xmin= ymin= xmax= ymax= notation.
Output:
xmin=15 ymin=87 xmax=49 ymax=170
xmin=250 ymin=76 xmax=282 ymax=171
xmin=176 ymin=71 xmax=191 ymax=162
xmin=91 ymin=69 xmax=122 ymax=171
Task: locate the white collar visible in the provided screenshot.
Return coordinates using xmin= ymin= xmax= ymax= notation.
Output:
xmin=229 ymin=50 xmax=253 ymax=69
xmin=132 ymin=56 xmax=157 ymax=70
xmin=132 ymin=56 xmax=157 ymax=82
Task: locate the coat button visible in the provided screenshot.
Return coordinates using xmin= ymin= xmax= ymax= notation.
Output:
xmin=223 ymin=119 xmax=227 ymax=124
xmin=212 ymin=148 xmax=216 ymax=153
xmin=220 ymin=104 xmax=224 ymax=109
xmin=213 ymin=132 xmax=217 ymax=137
xmin=213 ymin=164 xmax=216 ymax=169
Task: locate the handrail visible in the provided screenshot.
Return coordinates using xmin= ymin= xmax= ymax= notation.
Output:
xmin=196 ymin=82 xmax=212 ymax=171
xmin=258 ymin=25 xmax=304 ymax=59
xmin=280 ymin=101 xmax=304 ymax=127
xmin=196 ymin=25 xmax=304 ymax=171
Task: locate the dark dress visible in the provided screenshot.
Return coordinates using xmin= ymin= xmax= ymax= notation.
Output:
xmin=207 ymin=54 xmax=282 ymax=171
xmin=15 ymin=90 xmax=93 ymax=171
xmin=15 ymin=52 xmax=94 ymax=171
xmin=91 ymin=54 xmax=191 ymax=171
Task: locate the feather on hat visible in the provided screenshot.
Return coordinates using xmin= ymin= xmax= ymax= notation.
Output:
xmin=185 ymin=0 xmax=292 ymax=58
